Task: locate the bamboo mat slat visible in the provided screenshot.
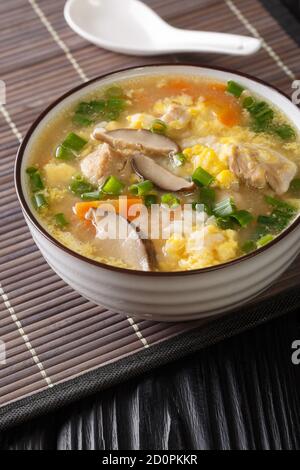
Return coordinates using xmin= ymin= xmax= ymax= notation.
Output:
xmin=0 ymin=0 xmax=300 ymax=428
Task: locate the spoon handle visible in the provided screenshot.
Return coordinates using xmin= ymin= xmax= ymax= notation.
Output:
xmin=166 ymin=28 xmax=261 ymax=56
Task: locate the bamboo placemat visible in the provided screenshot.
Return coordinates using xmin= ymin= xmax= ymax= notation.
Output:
xmin=1 ymin=0 xmax=300 ymax=429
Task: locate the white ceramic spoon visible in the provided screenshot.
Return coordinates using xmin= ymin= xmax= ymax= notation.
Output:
xmin=64 ymin=0 xmax=261 ymax=56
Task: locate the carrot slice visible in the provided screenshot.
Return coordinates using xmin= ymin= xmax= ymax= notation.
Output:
xmin=162 ymin=78 xmax=200 ymax=97
xmin=217 ymin=104 xmax=241 ymax=127
xmin=162 ymin=79 xmax=226 ymax=98
xmin=132 ymin=79 xmax=241 ymax=127
xmin=161 ymin=79 xmax=241 ymax=127
xmin=74 ymin=198 xmax=143 ymax=222
xmin=207 ymin=91 xmax=242 ymax=127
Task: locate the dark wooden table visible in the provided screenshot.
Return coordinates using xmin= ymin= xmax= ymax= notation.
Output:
xmin=0 ymin=311 xmax=300 ymax=450
xmin=1 ymin=0 xmax=300 ymax=450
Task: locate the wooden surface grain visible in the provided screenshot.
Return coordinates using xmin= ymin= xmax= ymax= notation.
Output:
xmin=1 ymin=0 xmax=300 ymax=449
xmin=1 ymin=310 xmax=300 ymax=450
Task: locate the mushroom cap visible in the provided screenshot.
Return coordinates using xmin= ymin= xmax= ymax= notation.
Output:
xmin=87 ymin=208 xmax=156 ymax=271
xmin=132 ymin=154 xmax=194 ymax=192
xmin=93 ymin=128 xmax=180 ymax=156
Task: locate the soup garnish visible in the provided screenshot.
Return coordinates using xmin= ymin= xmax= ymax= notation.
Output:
xmin=26 ymin=75 xmax=300 ymax=271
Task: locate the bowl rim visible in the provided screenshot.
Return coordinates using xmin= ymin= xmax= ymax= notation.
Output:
xmin=15 ymin=63 xmax=300 ymax=277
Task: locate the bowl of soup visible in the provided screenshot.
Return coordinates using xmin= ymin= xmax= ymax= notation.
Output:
xmin=15 ymin=65 xmax=300 ymax=321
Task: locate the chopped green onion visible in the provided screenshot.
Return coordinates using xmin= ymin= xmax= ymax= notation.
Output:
xmin=200 ymin=187 xmax=216 ymax=205
xmin=56 ymin=133 xmax=87 ymax=161
xmin=244 ymin=99 xmax=270 ymax=118
xmin=273 ymin=124 xmax=296 ymax=141
xmin=171 ymin=152 xmax=186 ymax=167
xmin=55 ymin=145 xmax=75 ymax=161
xmin=80 ymin=190 xmax=103 ymax=201
xmin=105 ymin=86 xmax=125 ymax=99
xmin=256 ymin=234 xmax=274 ymax=247
xmin=101 ymin=175 xmax=124 ymax=195
xmin=251 ymin=102 xmax=274 ymax=122
xmin=62 ymin=132 xmax=87 ymax=152
xmin=250 ymin=121 xmax=268 ymax=133
xmin=129 ymin=180 xmax=153 ymax=196
xmin=243 ymin=94 xmax=295 ymax=141
xmin=69 ymin=175 xmax=95 ymax=196
xmin=73 ymin=113 xmax=93 ymax=127
xmin=227 ymin=80 xmax=244 ymax=98
xmin=106 ymin=110 xmax=119 ymax=121
xmin=29 ymin=171 xmax=44 ymax=192
xmin=243 ymin=96 xmax=255 ymax=109
xmin=192 ymin=202 xmax=202 ymax=211
xmin=106 ymin=98 xmax=126 ymax=113
xmin=242 ymin=240 xmax=256 ymax=254
xmin=54 ymin=213 xmax=69 ymax=227
xmin=290 ymin=178 xmax=300 ymax=191
xmin=89 ymin=100 xmax=106 ymax=114
xmin=192 ymin=202 xmax=212 ymax=215
xmin=144 ymin=194 xmax=158 ymax=207
xmin=192 ymin=188 xmax=215 ymax=215
xmin=76 ymin=100 xmax=105 ymax=116
xmin=250 ymin=105 xmax=274 ymax=133
xmin=257 ymin=210 xmax=291 ymax=232
xmin=161 ymin=193 xmax=180 ymax=208
xmin=213 ymin=197 xmax=236 ymax=217
xmin=254 ymin=224 xmax=269 ymax=240
xmin=264 ymin=195 xmax=296 ymax=214
xmin=260 ymin=196 xmax=296 ymax=234
xmin=76 ymin=102 xmax=94 ymax=115
xmin=150 ymin=119 xmax=168 ymax=135
xmin=192 ymin=167 xmax=214 ymax=187
xmin=243 ymin=96 xmax=275 ymax=133
xmin=257 ymin=214 xmax=278 ymax=226
xmin=216 ymin=217 xmax=235 ymax=230
xmin=73 ymin=97 xmax=126 ymax=125
xmin=102 ymin=97 xmax=126 ymax=121
xmin=213 ymin=200 xmax=252 ymax=228
xmin=26 ymin=166 xmax=38 ymax=175
xmin=257 ymin=212 xmax=287 ymax=226
xmin=230 ymin=210 xmax=254 ymax=227
xmin=33 ymin=193 xmax=47 ymax=209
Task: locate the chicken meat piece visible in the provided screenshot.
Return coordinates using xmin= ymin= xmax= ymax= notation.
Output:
xmin=80 ymin=143 xmax=125 ymax=185
xmin=161 ymin=104 xmax=191 ymax=129
xmin=228 ymin=144 xmax=297 ymax=195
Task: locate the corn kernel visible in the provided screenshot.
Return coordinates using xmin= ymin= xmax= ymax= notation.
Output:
xmin=215 ymin=170 xmax=238 ymax=189
xmin=183 ymin=148 xmax=193 ymax=159
xmin=192 ymin=148 xmax=226 ymax=175
xmin=216 ymin=240 xmax=238 ymax=261
xmin=164 ymin=234 xmax=186 ymax=256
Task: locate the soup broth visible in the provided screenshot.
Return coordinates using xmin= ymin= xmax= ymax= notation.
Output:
xmin=26 ymin=75 xmax=300 ymax=271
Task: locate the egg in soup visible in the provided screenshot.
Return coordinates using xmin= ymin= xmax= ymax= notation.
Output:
xmin=26 ymin=75 xmax=300 ymax=271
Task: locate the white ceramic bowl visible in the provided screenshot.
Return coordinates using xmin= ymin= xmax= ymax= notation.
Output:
xmin=15 ymin=65 xmax=300 ymax=321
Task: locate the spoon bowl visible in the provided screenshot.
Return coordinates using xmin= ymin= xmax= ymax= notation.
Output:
xmin=64 ymin=0 xmax=261 ymax=56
